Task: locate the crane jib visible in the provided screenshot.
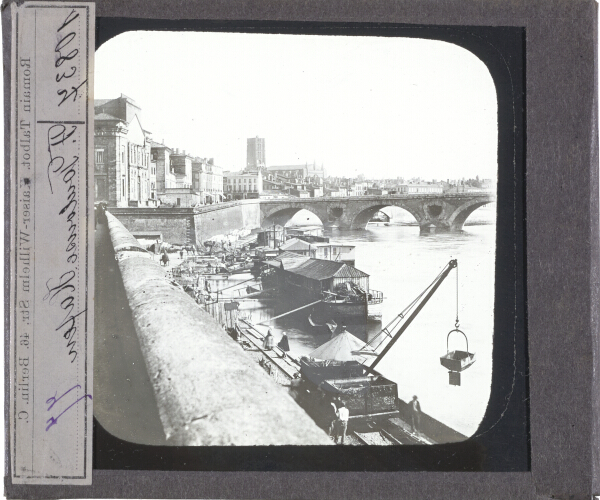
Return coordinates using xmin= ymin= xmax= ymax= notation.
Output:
xmin=367 ymin=259 xmax=457 ymax=372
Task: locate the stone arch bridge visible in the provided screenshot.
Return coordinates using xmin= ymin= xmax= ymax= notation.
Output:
xmin=260 ymin=193 xmax=496 ymax=233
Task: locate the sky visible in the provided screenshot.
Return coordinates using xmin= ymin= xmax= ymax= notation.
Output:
xmin=95 ymin=31 xmax=498 ymax=181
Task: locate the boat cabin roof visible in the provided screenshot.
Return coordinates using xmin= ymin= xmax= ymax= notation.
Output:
xmin=265 ymin=253 xmax=369 ymax=280
xmin=279 ymin=238 xmax=312 ymax=252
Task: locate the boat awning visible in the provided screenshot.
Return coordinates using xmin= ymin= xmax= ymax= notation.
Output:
xmin=309 ymin=329 xmax=375 ymax=363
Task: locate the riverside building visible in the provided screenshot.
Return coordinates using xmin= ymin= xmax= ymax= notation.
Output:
xmin=223 ymin=171 xmax=263 ymax=200
xmin=94 ymin=94 xmax=157 ymax=207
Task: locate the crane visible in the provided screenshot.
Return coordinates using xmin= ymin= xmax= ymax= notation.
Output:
xmin=356 ymin=259 xmax=458 ymax=373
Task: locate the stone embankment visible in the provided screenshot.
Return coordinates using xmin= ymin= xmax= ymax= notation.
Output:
xmin=104 ymin=211 xmax=330 ymax=446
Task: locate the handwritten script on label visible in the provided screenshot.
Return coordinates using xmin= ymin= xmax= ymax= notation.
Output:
xmin=43 ymin=271 xmax=86 ymax=363
xmin=45 ymin=385 xmax=92 ymax=431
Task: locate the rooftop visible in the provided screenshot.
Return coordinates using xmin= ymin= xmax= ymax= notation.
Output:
xmin=279 ymin=238 xmax=311 ymax=252
xmin=265 ymin=253 xmax=368 ymax=280
xmin=94 ymin=112 xmax=123 ymax=121
xmin=267 ymin=165 xmax=307 ymax=171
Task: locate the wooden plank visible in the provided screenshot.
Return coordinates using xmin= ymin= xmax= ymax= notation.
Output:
xmin=236 ymin=325 xmax=300 ymax=379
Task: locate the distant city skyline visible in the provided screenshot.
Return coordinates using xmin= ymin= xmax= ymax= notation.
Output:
xmin=96 ymin=31 xmax=498 ymax=181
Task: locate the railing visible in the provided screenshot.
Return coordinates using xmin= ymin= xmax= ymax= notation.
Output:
xmin=368 ymin=289 xmax=384 ymax=305
xmin=321 ymin=289 xmax=384 ymax=304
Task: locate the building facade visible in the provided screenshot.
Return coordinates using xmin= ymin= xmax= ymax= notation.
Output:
xmin=267 ymin=164 xmax=308 ymax=181
xmin=94 ymin=95 xmax=157 ymax=207
xmin=349 ymin=182 xmax=369 ymax=196
xmin=399 ymin=183 xmax=444 ymax=194
xmin=150 ymin=141 xmax=177 ymax=193
xmin=193 ymin=158 xmax=224 ymax=204
xmin=223 ymin=171 xmax=263 ymax=200
xmin=170 ymin=149 xmax=193 ymax=189
xmin=306 ymin=161 xmax=325 ymax=179
xmin=96 ymin=94 xmax=224 ymax=208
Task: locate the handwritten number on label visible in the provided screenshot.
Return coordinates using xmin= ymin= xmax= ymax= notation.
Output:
xmin=55 ymin=10 xmax=84 ymax=106
xmin=46 ymin=385 xmax=92 ymax=431
xmin=55 ymin=32 xmax=76 ymax=52
xmin=55 ymin=48 xmax=78 ymax=68
xmin=56 ymin=67 xmax=76 ymax=83
xmin=57 ymin=9 xmax=79 ymax=32
xmin=57 ymin=80 xmax=87 ymax=107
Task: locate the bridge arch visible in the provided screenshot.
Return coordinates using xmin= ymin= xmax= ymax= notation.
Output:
xmin=447 ymin=199 xmax=494 ymax=231
xmin=349 ymin=203 xmax=422 ymax=230
xmin=261 ymin=205 xmax=329 ymax=228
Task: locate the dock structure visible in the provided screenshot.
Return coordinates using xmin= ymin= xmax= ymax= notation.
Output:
xmin=103 ymin=212 xmax=331 ymax=446
xmin=235 ymin=318 xmax=301 ymax=382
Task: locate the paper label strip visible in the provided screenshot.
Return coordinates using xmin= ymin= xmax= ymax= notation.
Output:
xmin=9 ymin=1 xmax=95 ymax=485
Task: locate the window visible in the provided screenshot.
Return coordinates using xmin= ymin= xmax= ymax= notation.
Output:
xmin=121 ymin=178 xmax=125 ymax=198
xmin=95 ymin=149 xmax=104 ymax=164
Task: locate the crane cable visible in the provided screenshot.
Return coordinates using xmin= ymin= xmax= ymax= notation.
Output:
xmin=455 ymin=261 xmax=460 ymax=328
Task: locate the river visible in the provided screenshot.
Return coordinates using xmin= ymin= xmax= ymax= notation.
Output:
xmin=222 ymin=204 xmax=496 ymax=438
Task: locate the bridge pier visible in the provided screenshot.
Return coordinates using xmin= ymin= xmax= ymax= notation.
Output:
xmin=419 ymin=221 xmax=463 ymax=235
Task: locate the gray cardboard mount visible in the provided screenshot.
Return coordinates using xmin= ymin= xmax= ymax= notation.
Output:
xmin=3 ymin=0 xmax=599 ymax=499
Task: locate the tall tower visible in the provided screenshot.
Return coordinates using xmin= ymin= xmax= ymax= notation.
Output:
xmin=246 ymin=136 xmax=266 ymax=172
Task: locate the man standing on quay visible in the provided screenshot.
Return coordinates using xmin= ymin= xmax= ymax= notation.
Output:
xmin=410 ymin=395 xmax=421 ymax=434
xmin=335 ymin=401 xmax=349 ymax=445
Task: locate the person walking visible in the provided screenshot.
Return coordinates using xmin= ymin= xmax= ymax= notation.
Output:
xmin=335 ymin=400 xmax=349 ymax=444
xmin=263 ymin=329 xmax=274 ymax=350
xmin=277 ymin=332 xmax=290 ymax=352
xmin=327 ymin=397 xmax=339 ymax=438
xmin=410 ymin=395 xmax=421 ymax=434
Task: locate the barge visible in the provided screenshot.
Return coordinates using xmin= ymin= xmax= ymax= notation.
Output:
xmin=297 ymin=329 xmax=399 ymax=425
xmin=261 ymin=251 xmax=383 ymax=323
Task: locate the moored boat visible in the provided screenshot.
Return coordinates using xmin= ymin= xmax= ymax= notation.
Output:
xmin=261 ymin=252 xmax=383 ymax=324
xmin=308 ymin=314 xmax=338 ymax=337
xmin=296 ymin=329 xmax=399 ymax=425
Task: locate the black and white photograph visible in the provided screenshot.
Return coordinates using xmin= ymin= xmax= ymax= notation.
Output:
xmin=93 ymin=30 xmax=500 ymax=450
xmin=8 ymin=0 xmax=600 ymax=496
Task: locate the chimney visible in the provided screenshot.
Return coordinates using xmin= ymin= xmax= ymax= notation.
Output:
xmin=183 ymin=150 xmax=186 ymax=155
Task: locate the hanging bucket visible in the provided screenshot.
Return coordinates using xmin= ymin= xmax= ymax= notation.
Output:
xmin=440 ymin=329 xmax=476 ymax=373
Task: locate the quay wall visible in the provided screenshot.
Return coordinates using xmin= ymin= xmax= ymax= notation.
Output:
xmin=109 ymin=203 xmax=261 ymax=246
xmin=110 ymin=207 xmax=195 ymax=244
xmin=193 ymin=200 xmax=261 ymax=242
xmin=104 ymin=212 xmax=331 ymax=446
